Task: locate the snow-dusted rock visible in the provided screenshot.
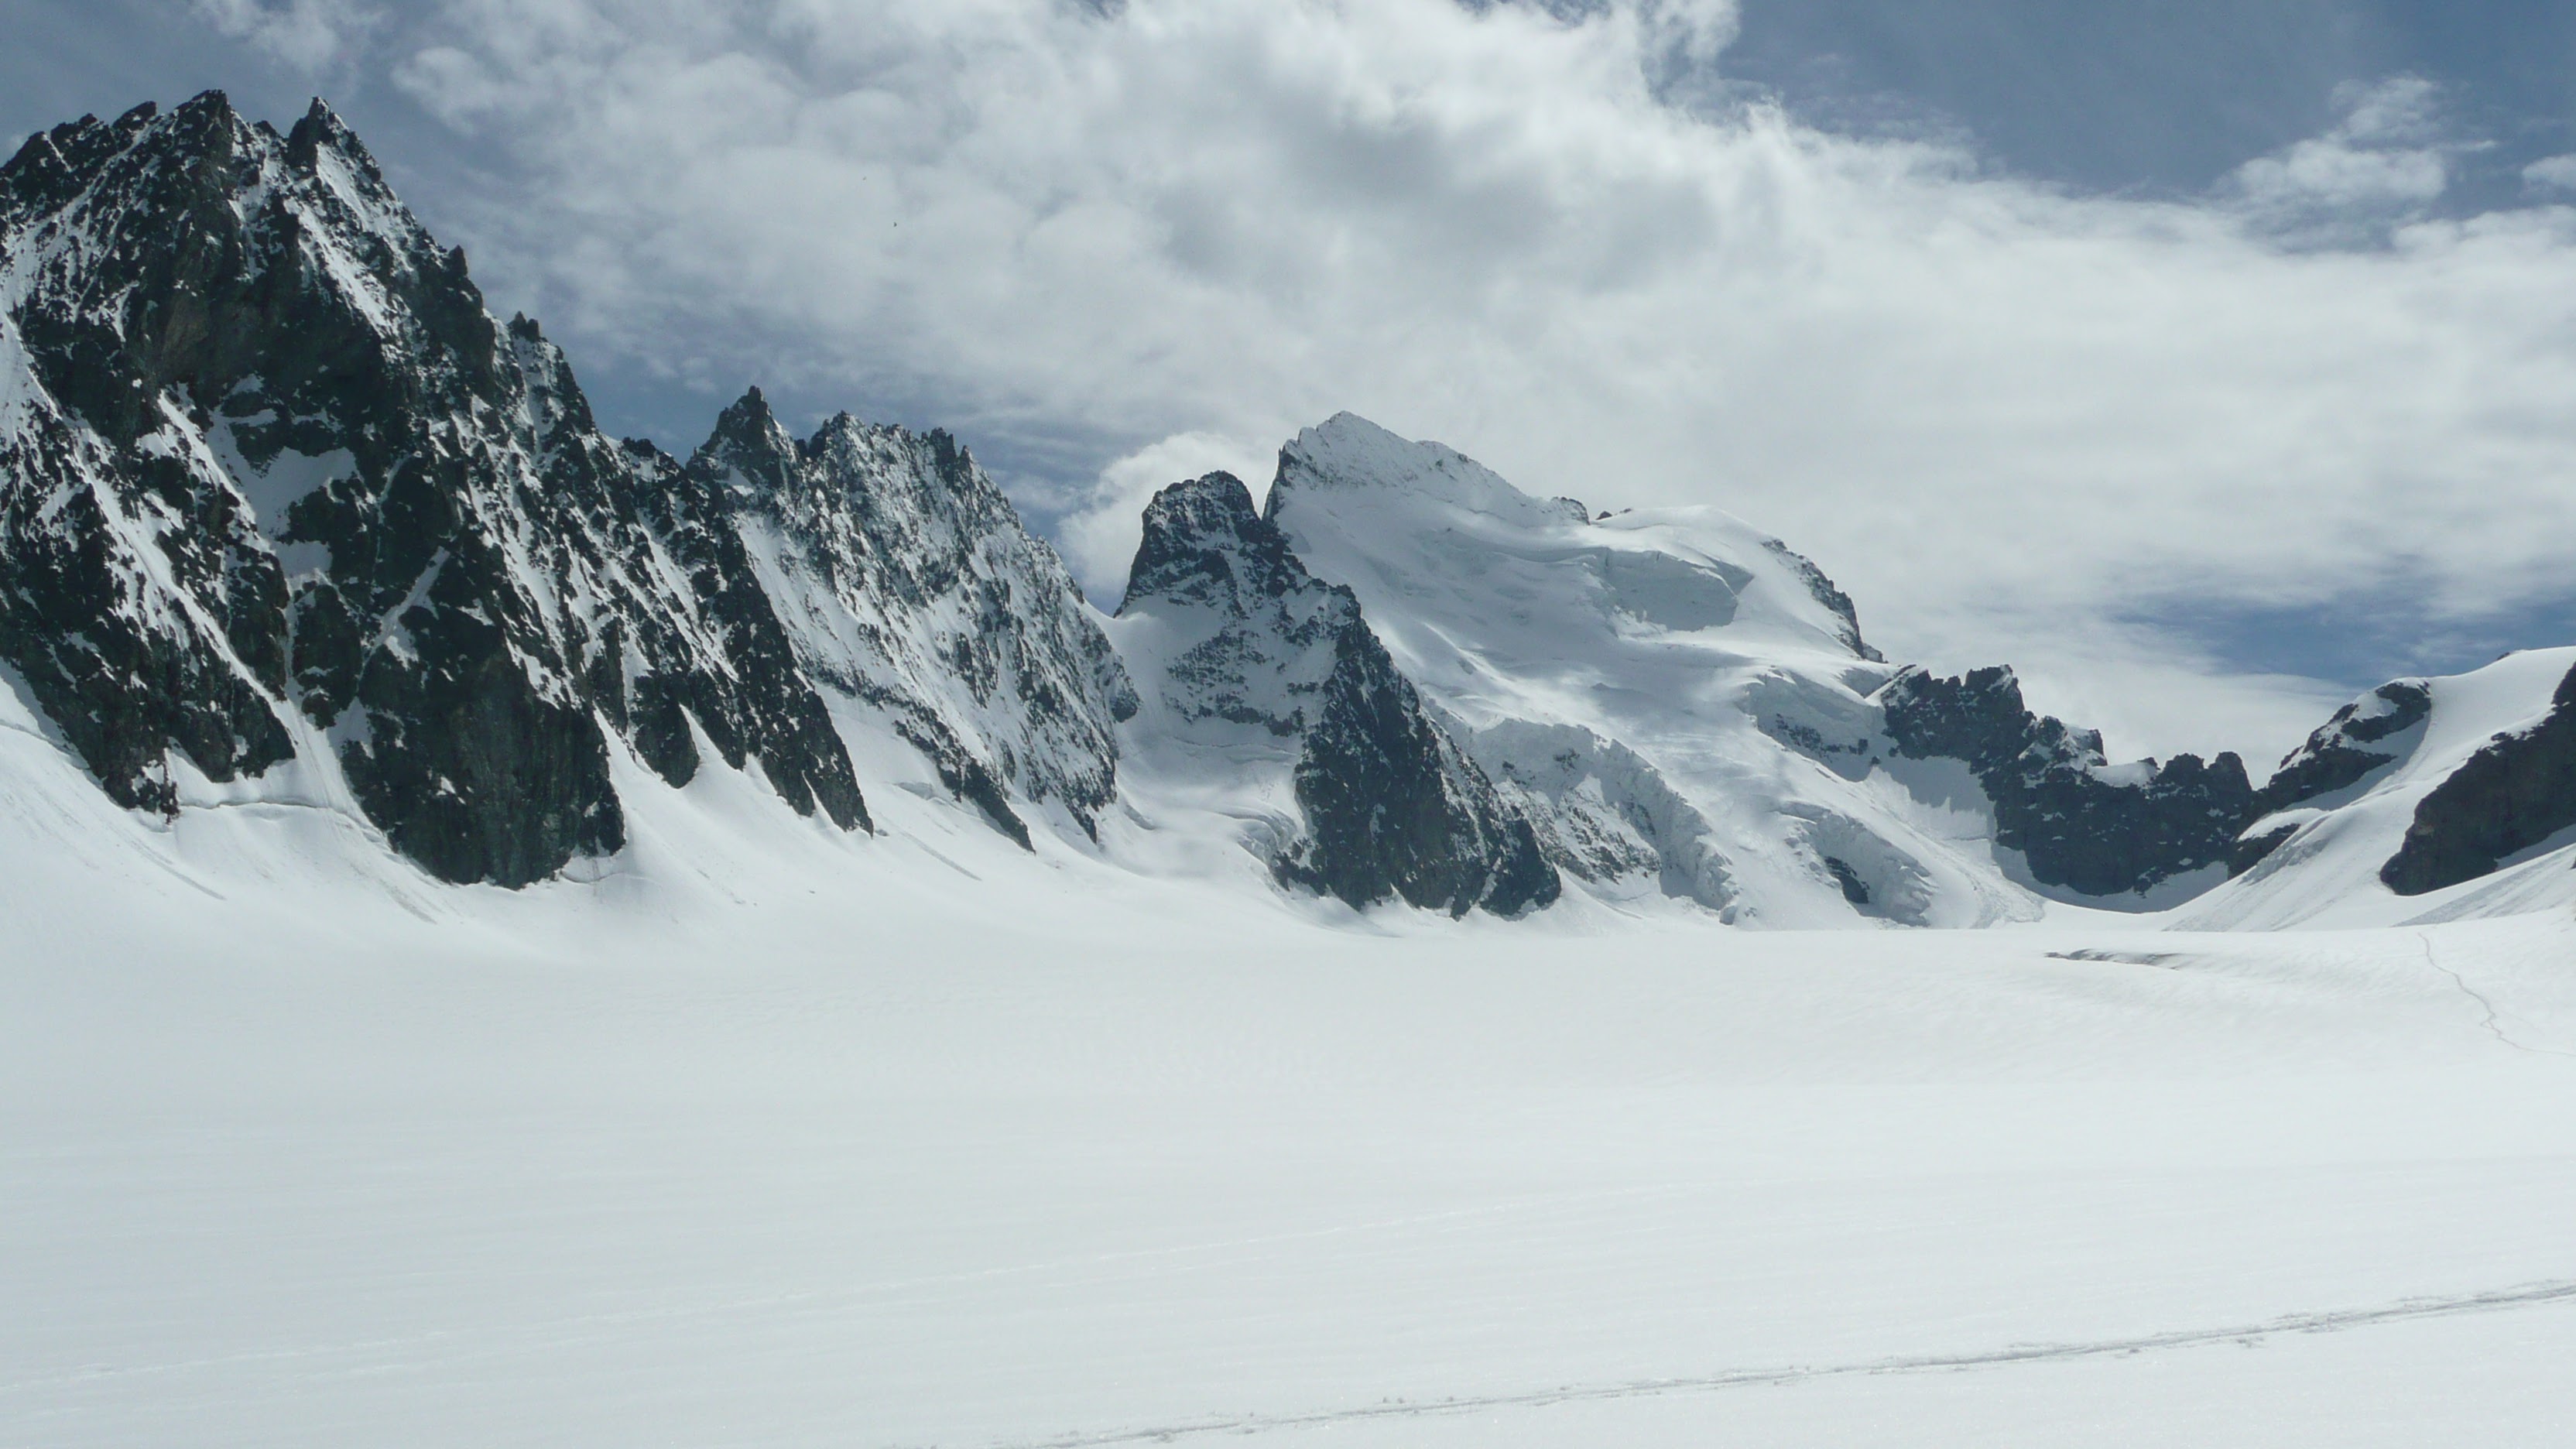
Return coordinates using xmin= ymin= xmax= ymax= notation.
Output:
xmin=0 ymin=94 xmax=879 ymax=882
xmin=1258 ymin=412 xmax=2025 ymax=926
xmin=0 ymin=92 xmax=1136 ymax=885
xmin=2379 ymin=659 xmax=2576 ymax=895
xmin=2174 ymin=648 xmax=2576 ymax=929
xmin=1114 ymin=471 xmax=1556 ymax=916
xmin=2228 ymin=680 xmax=2433 ymax=872
xmin=1463 ymin=720 xmax=1732 ymax=909
xmin=690 ymin=389 xmax=1132 ymax=844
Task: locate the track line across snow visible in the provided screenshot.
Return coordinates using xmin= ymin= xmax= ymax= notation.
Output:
xmin=984 ymin=1279 xmax=2576 ymax=1447
xmin=2416 ymin=931 xmax=2576 ymax=1059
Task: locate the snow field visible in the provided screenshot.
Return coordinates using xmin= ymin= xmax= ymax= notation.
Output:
xmin=7 ymin=720 xmax=2576 ymax=1446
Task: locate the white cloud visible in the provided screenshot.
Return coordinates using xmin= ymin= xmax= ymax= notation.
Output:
xmin=194 ymin=0 xmax=376 ymax=74
xmin=1632 ymin=0 xmax=1738 ymax=66
xmin=2524 ymin=153 xmax=2576 ymax=194
xmin=2219 ymin=77 xmax=2452 ymax=242
xmin=1060 ymin=430 xmax=1276 ymax=599
xmin=269 ymin=0 xmax=2576 ymax=758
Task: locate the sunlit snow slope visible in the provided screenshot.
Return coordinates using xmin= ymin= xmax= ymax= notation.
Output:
xmin=1256 ymin=413 xmax=2576 ymax=930
xmin=9 ymin=647 xmax=2576 ymax=1448
xmin=2181 ymin=646 xmax=2576 ymax=930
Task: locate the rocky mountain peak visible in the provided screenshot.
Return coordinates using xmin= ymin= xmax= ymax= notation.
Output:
xmin=1120 ymin=471 xmax=1299 ymax=616
xmin=1116 ymin=471 xmax=1358 ymax=735
xmin=283 ymin=96 xmax=373 ymax=173
xmin=697 ymin=385 xmax=802 ymax=495
xmin=689 ymin=396 xmax=1135 ymax=844
xmin=1115 ymin=464 xmax=1557 ymax=916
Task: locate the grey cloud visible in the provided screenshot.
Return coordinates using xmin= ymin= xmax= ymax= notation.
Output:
xmin=25 ymin=0 xmax=2576 ymax=762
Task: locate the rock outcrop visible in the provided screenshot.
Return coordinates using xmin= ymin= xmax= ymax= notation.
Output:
xmin=1879 ymin=665 xmax=2257 ymax=897
xmin=2263 ymin=680 xmax=2433 ymax=813
xmin=1117 ymin=473 xmax=1557 ymax=916
xmin=2226 ymin=680 xmax=2433 ymax=873
xmin=2381 ymin=662 xmax=2576 ymax=896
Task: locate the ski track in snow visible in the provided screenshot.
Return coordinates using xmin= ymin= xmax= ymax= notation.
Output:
xmin=987 ymin=1279 xmax=2576 ymax=1448
xmin=2415 ymin=930 xmax=2576 ymax=1060
xmin=0 ymin=1184 xmax=1714 ymax=1400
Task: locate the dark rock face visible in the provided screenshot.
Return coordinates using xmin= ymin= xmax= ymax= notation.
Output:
xmin=0 ymin=93 xmax=873 ymax=883
xmin=2382 ymin=663 xmax=2576 ymax=896
xmin=2263 ymin=681 xmax=2431 ymax=813
xmin=1879 ymin=666 xmax=2257 ymax=897
xmin=1121 ymin=473 xmax=1558 ymax=916
xmin=1121 ymin=471 xmax=1304 ymax=621
xmin=2224 ymin=679 xmax=2434 ymax=876
xmin=1120 ymin=474 xmax=1347 ymax=736
xmin=1283 ymin=615 xmax=1560 ymax=918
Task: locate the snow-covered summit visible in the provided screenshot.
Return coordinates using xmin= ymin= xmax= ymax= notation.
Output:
xmin=2179 ymin=648 xmax=2576 ymax=930
xmin=1108 ymin=471 xmax=1557 ymax=916
xmin=1266 ymin=413 xmax=1880 ymax=697
xmin=1258 ymin=413 xmax=2024 ymax=926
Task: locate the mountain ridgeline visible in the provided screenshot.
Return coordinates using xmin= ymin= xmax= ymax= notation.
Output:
xmin=5 ymin=94 xmax=2572 ymax=925
xmin=0 ymin=92 xmax=1143 ymax=883
xmin=1114 ymin=472 xmax=1557 ymax=916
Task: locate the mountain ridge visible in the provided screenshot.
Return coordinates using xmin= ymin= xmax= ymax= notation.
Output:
xmin=5 ymin=93 xmax=2572 ymax=928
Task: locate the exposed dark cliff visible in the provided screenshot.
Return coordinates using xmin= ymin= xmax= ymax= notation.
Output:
xmin=1118 ymin=473 xmax=1557 ymax=916
xmin=1879 ymin=665 xmax=2257 ymax=897
xmin=2381 ymin=662 xmax=2576 ymax=896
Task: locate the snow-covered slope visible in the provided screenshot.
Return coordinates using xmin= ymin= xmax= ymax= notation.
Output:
xmin=12 ymin=637 xmax=2576 ymax=1447
xmin=1106 ymin=471 xmax=1556 ymax=916
xmin=1259 ymin=413 xmax=2044 ymax=926
xmin=2177 ymin=648 xmax=2576 ymax=930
